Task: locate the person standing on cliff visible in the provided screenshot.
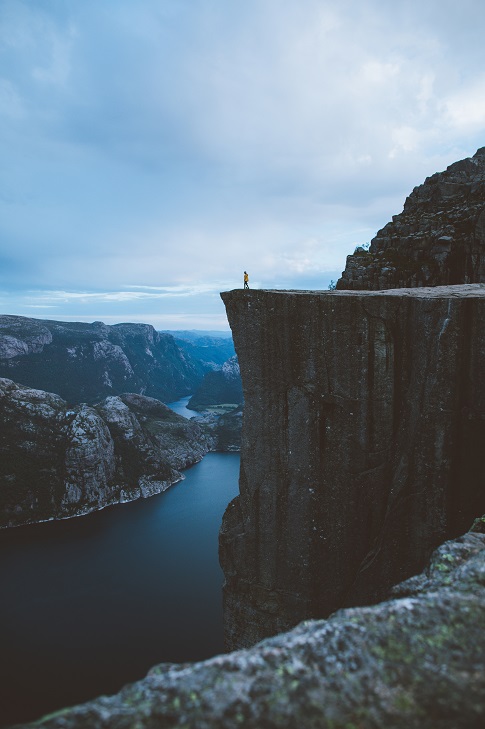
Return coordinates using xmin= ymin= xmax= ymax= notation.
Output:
xmin=244 ymin=271 xmax=249 ymax=289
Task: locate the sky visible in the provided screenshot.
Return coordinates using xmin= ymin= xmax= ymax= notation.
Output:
xmin=1 ymin=0 xmax=484 ymax=330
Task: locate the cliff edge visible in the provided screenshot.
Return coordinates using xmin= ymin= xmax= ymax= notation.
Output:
xmin=220 ymin=284 xmax=485 ymax=649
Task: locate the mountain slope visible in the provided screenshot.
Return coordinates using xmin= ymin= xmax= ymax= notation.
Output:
xmin=0 ymin=316 xmax=203 ymax=404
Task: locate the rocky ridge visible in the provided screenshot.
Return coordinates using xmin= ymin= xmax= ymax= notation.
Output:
xmin=337 ymin=147 xmax=485 ymax=290
xmin=0 ymin=316 xmax=204 ymax=404
xmin=0 ymin=379 xmax=213 ymax=528
xmin=13 ymin=527 xmax=485 ymax=728
xmin=220 ymin=285 xmax=485 ymax=650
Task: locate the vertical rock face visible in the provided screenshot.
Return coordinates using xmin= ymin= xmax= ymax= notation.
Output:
xmin=220 ymin=285 xmax=485 ymax=650
xmin=337 ymin=148 xmax=485 ymax=290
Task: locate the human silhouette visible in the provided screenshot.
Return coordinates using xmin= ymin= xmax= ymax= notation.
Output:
xmin=244 ymin=271 xmax=249 ymax=289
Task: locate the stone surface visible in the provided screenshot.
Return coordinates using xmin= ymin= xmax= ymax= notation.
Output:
xmin=12 ymin=529 xmax=485 ymax=729
xmin=0 ymin=316 xmax=205 ymax=404
xmin=220 ymin=285 xmax=485 ymax=649
xmin=0 ymin=379 xmax=213 ymax=528
xmin=337 ymin=147 xmax=485 ymax=290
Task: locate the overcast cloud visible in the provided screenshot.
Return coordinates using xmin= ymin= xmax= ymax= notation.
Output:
xmin=1 ymin=0 xmax=484 ymax=328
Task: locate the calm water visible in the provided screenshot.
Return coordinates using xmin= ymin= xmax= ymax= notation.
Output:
xmin=0 ymin=436 xmax=240 ymax=726
xmin=166 ymin=395 xmax=199 ymax=419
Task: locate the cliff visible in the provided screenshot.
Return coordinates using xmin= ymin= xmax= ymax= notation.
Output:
xmin=220 ymin=285 xmax=485 ymax=649
xmin=13 ymin=527 xmax=485 ymax=728
xmin=0 ymin=316 xmax=204 ymax=404
xmin=0 ymin=379 xmax=213 ymax=528
xmin=337 ymin=147 xmax=485 ymax=290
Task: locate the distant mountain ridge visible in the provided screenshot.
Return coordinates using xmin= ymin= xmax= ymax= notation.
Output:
xmin=188 ymin=355 xmax=243 ymax=411
xmin=165 ymin=331 xmax=236 ymax=370
xmin=0 ymin=316 xmax=205 ymax=404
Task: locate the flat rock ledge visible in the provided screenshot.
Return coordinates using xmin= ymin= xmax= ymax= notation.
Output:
xmin=15 ymin=528 xmax=485 ymax=729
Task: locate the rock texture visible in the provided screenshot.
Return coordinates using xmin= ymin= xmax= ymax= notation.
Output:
xmin=0 ymin=316 xmax=204 ymax=404
xmin=0 ymin=379 xmax=213 ymax=528
xmin=188 ymin=356 xmax=243 ymax=411
xmin=13 ymin=529 xmax=485 ymax=729
xmin=337 ymin=147 xmax=485 ymax=290
xmin=220 ymin=285 xmax=485 ymax=649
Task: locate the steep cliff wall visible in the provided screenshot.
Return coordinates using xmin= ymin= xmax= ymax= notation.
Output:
xmin=337 ymin=147 xmax=485 ymax=290
xmin=220 ymin=284 xmax=485 ymax=649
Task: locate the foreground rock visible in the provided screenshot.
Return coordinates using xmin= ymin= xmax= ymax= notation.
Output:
xmin=13 ymin=529 xmax=485 ymax=728
xmin=220 ymin=285 xmax=485 ymax=649
xmin=337 ymin=147 xmax=485 ymax=290
xmin=0 ymin=379 xmax=213 ymax=528
xmin=0 ymin=316 xmax=204 ymax=404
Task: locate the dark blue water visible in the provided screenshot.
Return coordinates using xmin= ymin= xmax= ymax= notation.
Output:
xmin=0 ymin=451 xmax=240 ymax=727
xmin=166 ymin=395 xmax=199 ymax=419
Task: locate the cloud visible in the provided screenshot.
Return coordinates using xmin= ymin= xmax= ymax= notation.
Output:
xmin=1 ymin=0 xmax=485 ymax=326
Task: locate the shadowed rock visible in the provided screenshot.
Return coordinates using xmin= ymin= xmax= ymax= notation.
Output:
xmin=337 ymin=147 xmax=485 ymax=290
xmin=220 ymin=285 xmax=485 ymax=649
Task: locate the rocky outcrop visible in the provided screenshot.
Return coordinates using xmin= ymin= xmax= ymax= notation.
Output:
xmin=14 ymin=528 xmax=485 ymax=728
xmin=220 ymin=285 xmax=485 ymax=649
xmin=188 ymin=356 xmax=243 ymax=411
xmin=337 ymin=147 xmax=485 ymax=290
xmin=0 ymin=379 xmax=213 ymax=528
xmin=0 ymin=316 xmax=204 ymax=404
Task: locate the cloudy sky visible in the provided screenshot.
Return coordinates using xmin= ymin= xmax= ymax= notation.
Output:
xmin=1 ymin=0 xmax=484 ymax=330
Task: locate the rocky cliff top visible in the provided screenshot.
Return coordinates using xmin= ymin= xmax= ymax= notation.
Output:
xmin=337 ymin=147 xmax=485 ymax=290
xmin=256 ymin=283 xmax=485 ymax=298
xmin=14 ymin=527 xmax=485 ymax=728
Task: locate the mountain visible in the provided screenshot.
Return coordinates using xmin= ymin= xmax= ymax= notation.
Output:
xmin=165 ymin=331 xmax=236 ymax=370
xmin=0 ymin=316 xmax=204 ymax=404
xmin=188 ymin=356 xmax=243 ymax=411
xmin=0 ymin=378 xmax=214 ymax=528
xmin=337 ymin=147 xmax=485 ymax=290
